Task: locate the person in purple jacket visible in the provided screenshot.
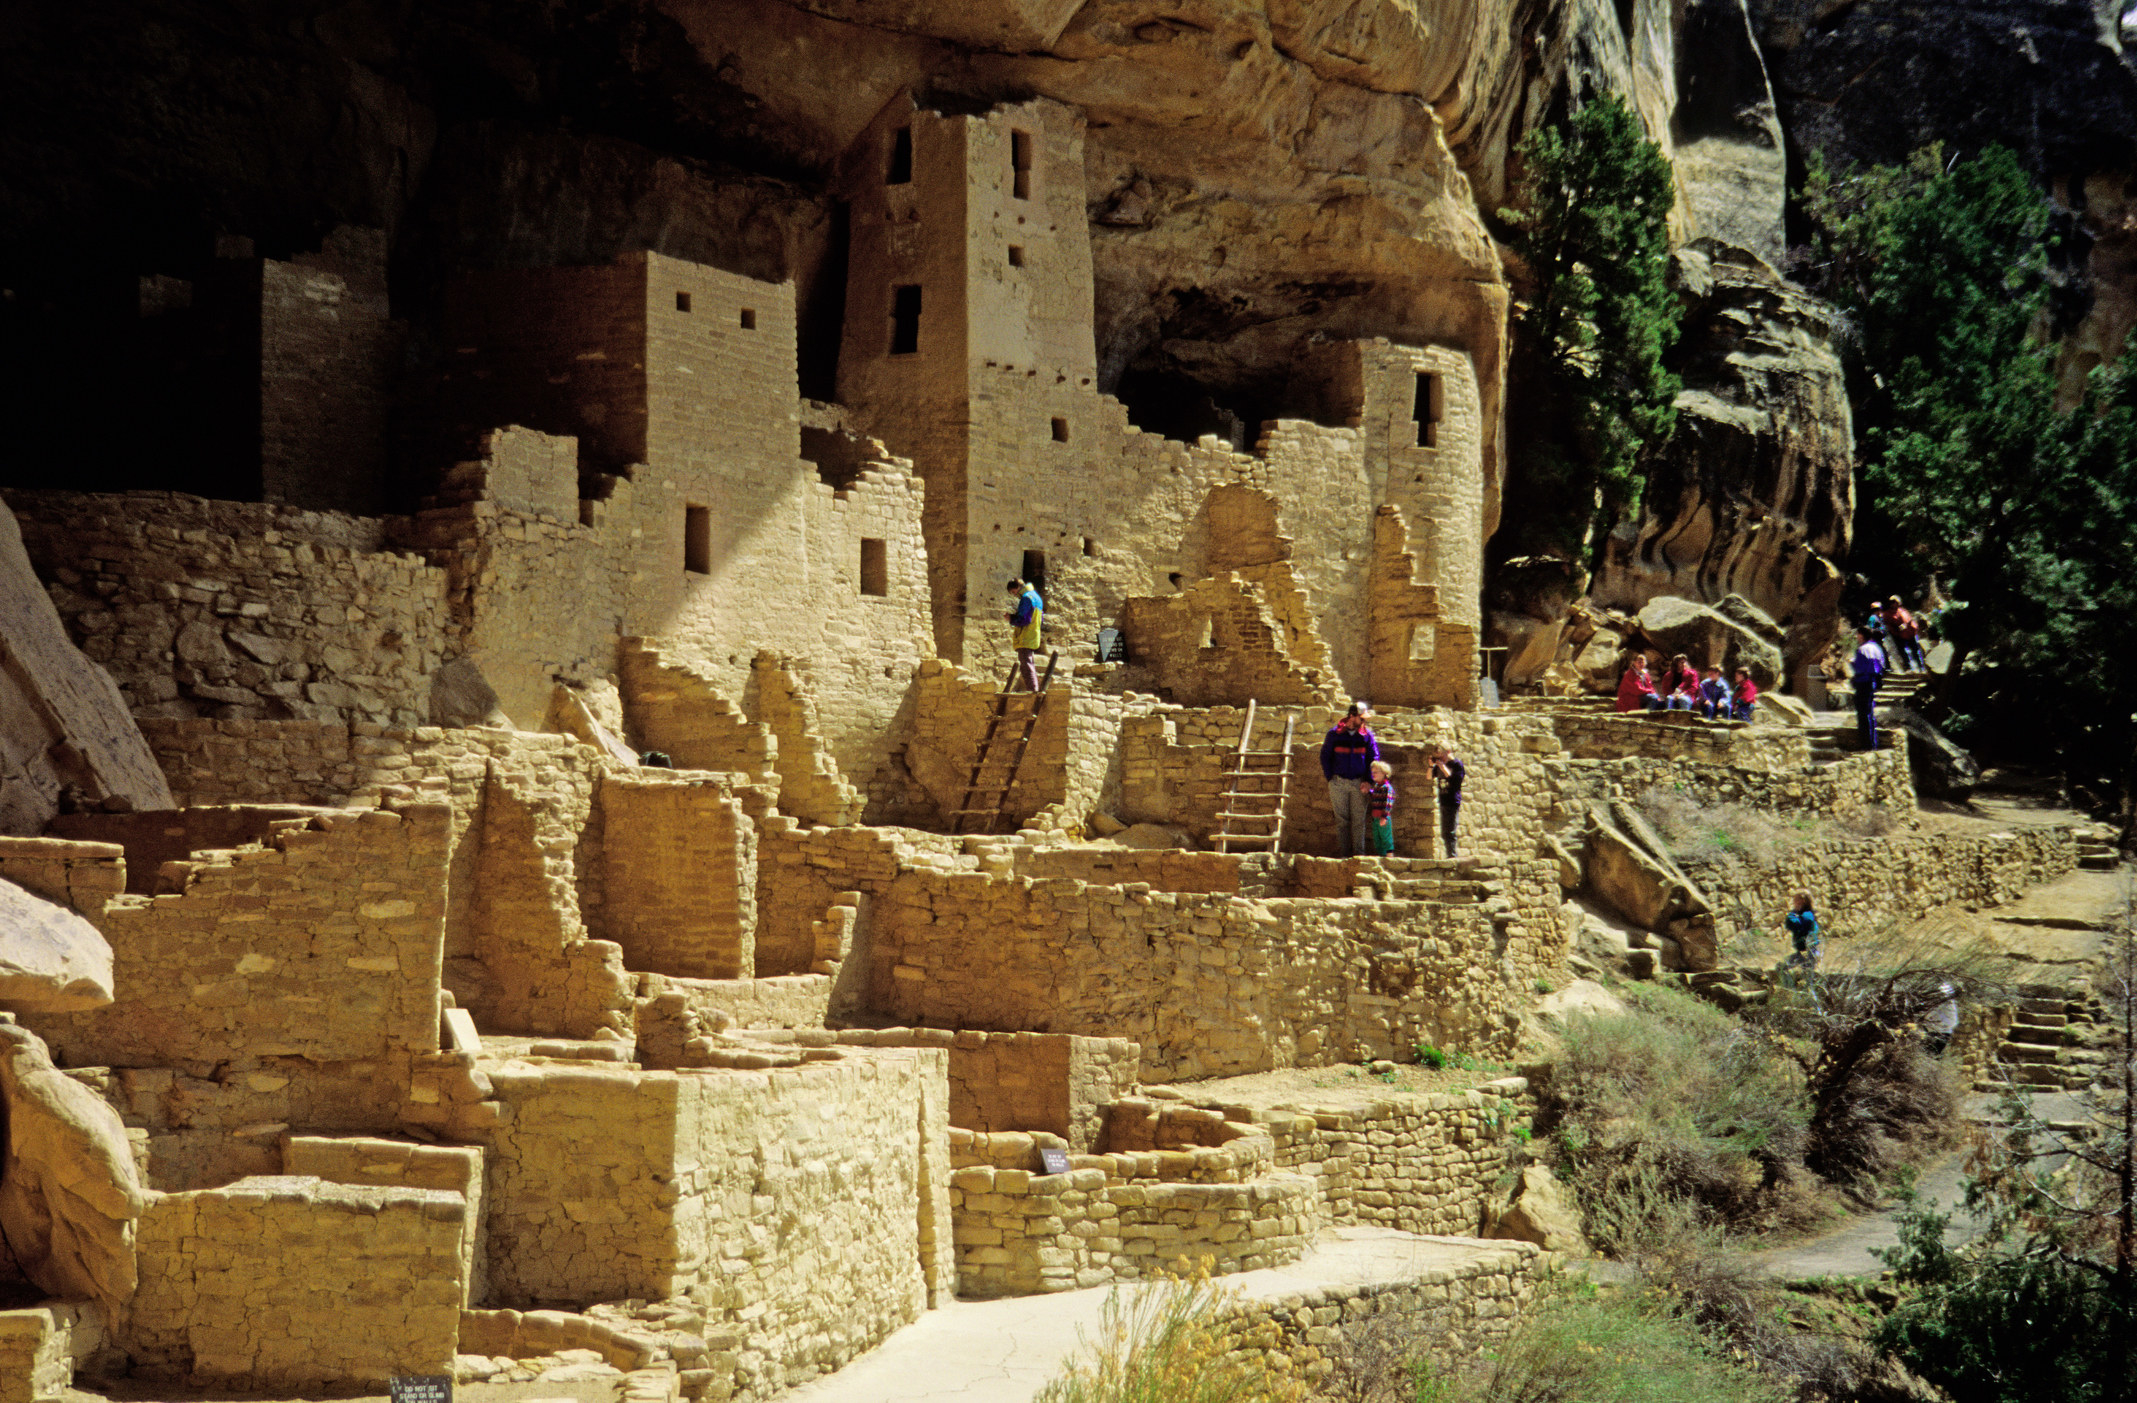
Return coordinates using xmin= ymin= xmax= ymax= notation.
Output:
xmin=1321 ymin=700 xmax=1380 ymax=857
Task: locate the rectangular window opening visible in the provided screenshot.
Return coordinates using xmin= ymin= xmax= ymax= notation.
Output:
xmin=1414 ymin=371 xmax=1441 ymax=448
xmin=890 ymin=283 xmax=922 ymax=355
xmin=675 ymin=291 xmax=692 ymax=313
xmin=888 ymin=127 xmax=913 ymax=185
xmin=1007 ymin=245 xmax=1026 ymax=268
xmin=860 ymin=538 xmax=888 ymax=596
xmin=739 ymin=308 xmax=756 ymax=330
xmin=1050 ymin=416 xmax=1069 ymax=443
xmin=1081 ymin=536 xmax=1096 ymax=558
xmin=1010 ymin=130 xmax=1032 ymax=200
xmin=1020 ymin=549 xmax=1047 ymax=596
xmin=684 ymin=505 xmax=711 ymax=575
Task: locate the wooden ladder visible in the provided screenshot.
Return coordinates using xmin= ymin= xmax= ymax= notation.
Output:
xmin=1212 ymin=700 xmax=1296 ymax=854
xmin=949 ymin=651 xmax=1060 ymax=835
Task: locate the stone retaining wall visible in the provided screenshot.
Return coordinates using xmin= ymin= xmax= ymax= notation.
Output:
xmin=1211 ymin=1239 xmax=1543 ymax=1385
xmin=1686 ymin=823 xmax=2079 ymax=945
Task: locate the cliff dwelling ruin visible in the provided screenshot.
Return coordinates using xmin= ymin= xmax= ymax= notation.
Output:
xmin=0 ymin=5 xmax=2126 ymax=1401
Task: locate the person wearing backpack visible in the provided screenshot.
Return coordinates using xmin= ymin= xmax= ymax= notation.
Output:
xmin=1850 ymin=624 xmax=1887 ymax=751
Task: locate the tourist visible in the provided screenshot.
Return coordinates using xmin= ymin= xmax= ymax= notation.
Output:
xmin=1887 ymin=595 xmax=1927 ymax=671
xmin=1779 ymin=891 xmax=1823 ymax=1005
xmin=1851 ymin=623 xmax=1887 ymax=751
xmin=1003 ymin=577 xmax=1044 ymax=691
xmin=1429 ymin=744 xmax=1466 ymax=858
xmin=1362 ymin=759 xmax=1397 ymax=857
xmin=1924 ymin=982 xmax=1960 ymax=1056
xmin=1731 ymin=666 xmax=1759 ymax=723
xmin=1697 ymin=665 xmax=1730 ymax=720
xmin=1661 ymin=653 xmax=1700 ymax=710
xmin=1616 ymin=655 xmax=1662 ymax=712
xmin=1320 ymin=701 xmax=1380 ymax=857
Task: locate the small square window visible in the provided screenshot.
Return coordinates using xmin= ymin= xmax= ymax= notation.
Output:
xmin=684 ymin=505 xmax=711 ymax=574
xmin=739 ymin=308 xmax=756 ymax=330
xmin=1008 ymin=245 xmax=1026 ymax=267
xmin=859 ymin=538 xmax=888 ymax=596
xmin=1050 ymin=417 xmax=1069 ymax=443
xmin=675 ymin=291 xmax=692 ymax=312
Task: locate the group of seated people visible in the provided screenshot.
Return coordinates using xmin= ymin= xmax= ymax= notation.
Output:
xmin=1615 ymin=653 xmax=1759 ymax=721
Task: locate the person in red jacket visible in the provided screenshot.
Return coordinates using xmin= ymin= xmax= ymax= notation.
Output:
xmin=1616 ymin=656 xmax=1662 ymax=713
xmin=1731 ymin=666 xmax=1759 ymax=722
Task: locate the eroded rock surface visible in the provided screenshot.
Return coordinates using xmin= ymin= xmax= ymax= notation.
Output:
xmin=1593 ymin=243 xmax=1853 ymax=680
xmin=0 ymin=502 xmax=173 ymax=835
xmin=0 ymin=879 xmax=114 ymax=1014
xmin=0 ymin=1020 xmax=149 ymax=1316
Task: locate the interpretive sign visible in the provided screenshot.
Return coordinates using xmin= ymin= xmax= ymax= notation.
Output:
xmin=1038 ymin=1146 xmax=1071 ymax=1175
xmin=390 ymin=1376 xmax=452 ymax=1403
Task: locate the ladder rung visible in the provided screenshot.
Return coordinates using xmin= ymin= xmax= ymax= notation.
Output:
xmin=1216 ymin=812 xmax=1280 ymax=823
xmin=1221 ymin=771 xmax=1287 ymax=781
xmin=949 ymin=808 xmax=1005 ymax=818
xmin=1215 ymin=833 xmax=1280 ymax=845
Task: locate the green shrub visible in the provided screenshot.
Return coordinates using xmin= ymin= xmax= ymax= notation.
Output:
xmin=1546 ymin=982 xmax=1811 ymax=1243
xmin=1421 ymin=1282 xmax=1790 ymax=1403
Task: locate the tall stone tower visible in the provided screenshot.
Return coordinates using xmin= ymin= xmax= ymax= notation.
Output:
xmin=837 ymin=95 xmax=1094 ymax=660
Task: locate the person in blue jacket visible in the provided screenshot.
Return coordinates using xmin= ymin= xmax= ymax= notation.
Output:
xmin=1003 ymin=577 xmax=1044 ymax=691
xmin=1321 ymin=700 xmax=1380 ymax=857
xmin=1779 ymin=892 xmax=1823 ymax=1007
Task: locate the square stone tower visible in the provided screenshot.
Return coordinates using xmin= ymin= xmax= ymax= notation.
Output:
xmin=838 ymin=95 xmax=1095 ymax=660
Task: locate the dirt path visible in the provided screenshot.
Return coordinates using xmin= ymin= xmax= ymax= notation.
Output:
xmin=1747 ymin=1092 xmax=2088 ymax=1279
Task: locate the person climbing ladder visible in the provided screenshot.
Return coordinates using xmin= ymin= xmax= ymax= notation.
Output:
xmin=1003 ymin=576 xmax=1044 ymax=691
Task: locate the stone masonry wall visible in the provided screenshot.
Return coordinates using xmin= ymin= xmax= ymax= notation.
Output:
xmin=20 ymin=803 xmax=448 ymax=1068
xmin=126 ymin=1176 xmax=466 ymax=1388
xmin=866 ymin=871 xmax=1546 ymax=1079
xmin=1687 ymin=823 xmax=2080 ymax=948
xmin=5 ymin=490 xmax=447 ymax=725
xmin=479 ymin=1046 xmax=951 ymax=1401
xmin=948 ymin=1131 xmax=1319 ymax=1297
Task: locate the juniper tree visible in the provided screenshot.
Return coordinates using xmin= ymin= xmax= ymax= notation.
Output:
xmin=1497 ymin=92 xmax=1682 ymax=563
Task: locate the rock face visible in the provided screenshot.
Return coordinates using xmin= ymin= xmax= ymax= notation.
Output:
xmin=0 ymin=879 xmax=115 ymax=1013
xmin=0 ymin=502 xmax=173 ymax=834
xmin=1750 ymin=0 xmax=2137 ymax=405
xmin=1631 ymin=594 xmax=1786 ymax=687
xmin=1583 ymin=802 xmax=1719 ymax=970
xmin=0 ymin=1019 xmax=150 ymax=1316
xmin=1592 ymin=243 xmax=1853 ymax=682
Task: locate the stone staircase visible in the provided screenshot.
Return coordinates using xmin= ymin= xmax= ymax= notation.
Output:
xmin=2075 ymin=827 xmax=2123 ymax=871
xmin=1983 ymin=992 xmax=2113 ymax=1092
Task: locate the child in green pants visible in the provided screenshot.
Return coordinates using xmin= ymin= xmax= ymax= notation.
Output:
xmin=1362 ymin=760 xmax=1396 ymax=856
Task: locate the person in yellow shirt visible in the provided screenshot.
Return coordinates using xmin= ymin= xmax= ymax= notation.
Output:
xmin=1003 ymin=577 xmax=1044 ymax=690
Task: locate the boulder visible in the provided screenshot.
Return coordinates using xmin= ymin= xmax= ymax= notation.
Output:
xmin=1572 ymin=629 xmax=1628 ymax=692
xmin=1881 ymin=703 xmax=1982 ymax=800
xmin=1486 ymin=1164 xmax=1590 ymax=1255
xmin=1535 ymin=978 xmax=1627 ymax=1023
xmin=1114 ymin=823 xmax=1195 ymax=850
xmin=1493 ymin=612 xmax=1568 ymax=689
xmin=1565 ymin=900 xmax=1659 ymax=982
xmin=1714 ymin=593 xmax=1784 ymax=645
xmin=0 ymin=502 xmax=172 ymax=834
xmin=0 ymin=1020 xmax=149 ymax=1316
xmin=429 ymin=656 xmax=513 ymax=729
xmin=0 ymin=878 xmax=114 ymax=1012
xmin=1583 ymin=804 xmax=1718 ymax=970
xmin=1631 ymin=595 xmax=1786 ymax=688
xmin=1756 ymin=692 xmax=1815 ymax=727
